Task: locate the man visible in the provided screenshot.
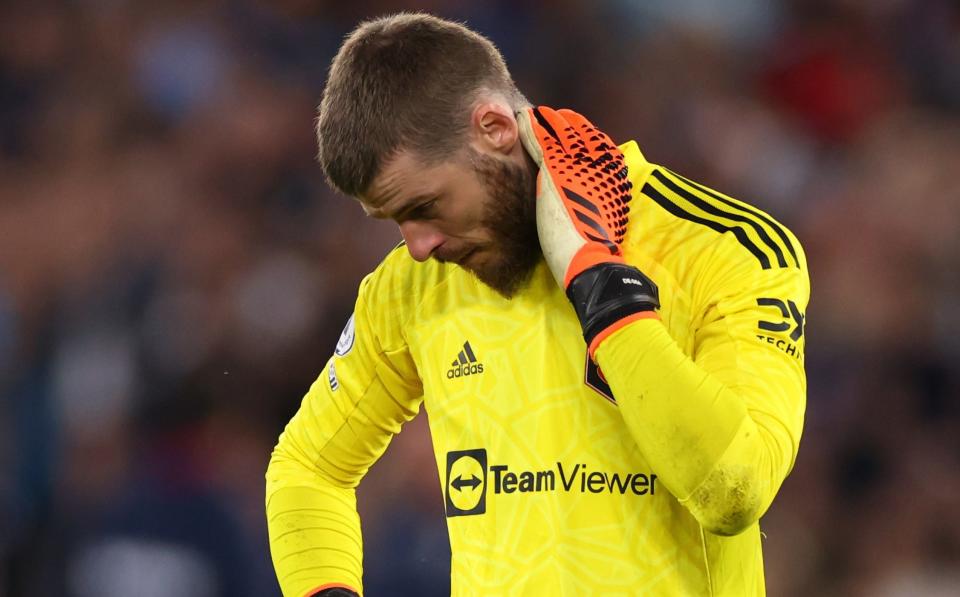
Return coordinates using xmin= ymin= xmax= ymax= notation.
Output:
xmin=266 ymin=13 xmax=808 ymax=596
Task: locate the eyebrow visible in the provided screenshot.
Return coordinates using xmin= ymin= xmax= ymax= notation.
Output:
xmin=367 ymin=192 xmax=435 ymax=220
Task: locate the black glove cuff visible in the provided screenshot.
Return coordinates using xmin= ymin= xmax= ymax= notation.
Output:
xmin=312 ymin=589 xmax=359 ymax=597
xmin=566 ymin=263 xmax=660 ymax=347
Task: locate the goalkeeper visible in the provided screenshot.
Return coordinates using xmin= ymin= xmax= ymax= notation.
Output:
xmin=267 ymin=13 xmax=808 ymax=597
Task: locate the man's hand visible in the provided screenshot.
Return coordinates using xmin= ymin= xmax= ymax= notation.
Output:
xmin=517 ymin=106 xmax=660 ymax=356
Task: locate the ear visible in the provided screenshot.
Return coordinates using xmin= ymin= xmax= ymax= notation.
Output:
xmin=469 ymin=101 xmax=520 ymax=156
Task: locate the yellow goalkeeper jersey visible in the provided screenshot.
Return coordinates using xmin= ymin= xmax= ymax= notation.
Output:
xmin=266 ymin=141 xmax=809 ymax=596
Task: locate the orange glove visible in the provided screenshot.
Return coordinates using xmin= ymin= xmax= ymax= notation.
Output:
xmin=517 ymin=106 xmax=660 ymax=356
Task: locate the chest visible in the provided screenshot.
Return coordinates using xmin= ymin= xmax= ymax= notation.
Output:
xmin=408 ymin=259 xmax=695 ymax=446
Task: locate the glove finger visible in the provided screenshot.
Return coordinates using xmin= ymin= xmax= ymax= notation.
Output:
xmin=530 ymin=106 xmax=584 ymax=155
xmin=537 ymin=112 xmax=630 ymax=252
xmin=556 ymin=109 xmax=631 ymax=243
xmin=519 ymin=106 xmax=574 ymax=167
xmin=520 ymin=107 xmax=581 ymax=198
xmin=557 ymin=108 xmax=618 ymax=155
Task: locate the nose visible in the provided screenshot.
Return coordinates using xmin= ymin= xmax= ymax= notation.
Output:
xmin=398 ymin=220 xmax=446 ymax=262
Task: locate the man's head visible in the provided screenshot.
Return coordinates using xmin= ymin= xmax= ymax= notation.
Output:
xmin=317 ymin=13 xmax=540 ymax=297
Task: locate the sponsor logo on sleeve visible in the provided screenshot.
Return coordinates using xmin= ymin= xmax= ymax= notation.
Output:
xmin=756 ymin=298 xmax=804 ymax=360
xmin=327 ymin=360 xmax=339 ymax=391
xmin=335 ymin=314 xmax=355 ymax=357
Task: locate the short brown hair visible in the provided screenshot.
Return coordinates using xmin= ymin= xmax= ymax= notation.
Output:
xmin=317 ymin=13 xmax=527 ymax=196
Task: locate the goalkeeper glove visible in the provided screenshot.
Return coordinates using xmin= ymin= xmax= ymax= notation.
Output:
xmin=517 ymin=106 xmax=660 ymax=357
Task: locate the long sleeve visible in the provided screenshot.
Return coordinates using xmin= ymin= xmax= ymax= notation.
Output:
xmin=266 ymin=257 xmax=424 ymax=596
xmin=595 ymin=262 xmax=808 ymax=536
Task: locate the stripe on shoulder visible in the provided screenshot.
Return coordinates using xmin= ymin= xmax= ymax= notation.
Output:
xmin=663 ymin=169 xmax=800 ymax=268
xmin=640 ymin=168 xmax=799 ymax=270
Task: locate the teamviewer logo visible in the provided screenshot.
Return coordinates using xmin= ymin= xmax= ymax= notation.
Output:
xmin=445 ymin=449 xmax=487 ymax=517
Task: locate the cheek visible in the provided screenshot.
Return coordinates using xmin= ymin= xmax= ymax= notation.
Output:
xmin=443 ymin=189 xmax=491 ymax=236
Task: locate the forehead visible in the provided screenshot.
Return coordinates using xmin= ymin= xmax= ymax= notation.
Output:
xmin=360 ymin=149 xmax=460 ymax=215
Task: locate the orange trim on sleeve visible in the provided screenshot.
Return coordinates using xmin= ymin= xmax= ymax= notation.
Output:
xmin=303 ymin=583 xmax=361 ymax=597
xmin=588 ymin=311 xmax=660 ymax=359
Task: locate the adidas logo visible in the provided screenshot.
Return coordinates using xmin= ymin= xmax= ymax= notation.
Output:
xmin=447 ymin=341 xmax=485 ymax=379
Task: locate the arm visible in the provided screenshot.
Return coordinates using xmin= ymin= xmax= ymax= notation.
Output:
xmin=516 ymin=106 xmax=807 ymax=536
xmin=266 ymin=268 xmax=423 ymax=596
xmin=596 ymin=267 xmax=807 ymax=535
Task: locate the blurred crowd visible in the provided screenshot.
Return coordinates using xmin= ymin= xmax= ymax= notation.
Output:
xmin=1 ymin=0 xmax=958 ymax=595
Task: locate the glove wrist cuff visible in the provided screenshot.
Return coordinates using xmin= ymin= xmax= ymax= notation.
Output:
xmin=311 ymin=586 xmax=360 ymax=597
xmin=565 ymin=263 xmax=660 ymax=354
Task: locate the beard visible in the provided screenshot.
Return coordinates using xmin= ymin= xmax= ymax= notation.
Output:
xmin=461 ymin=148 xmax=542 ymax=298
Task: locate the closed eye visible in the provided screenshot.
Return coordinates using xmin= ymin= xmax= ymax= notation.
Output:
xmin=405 ymin=197 xmax=439 ymax=220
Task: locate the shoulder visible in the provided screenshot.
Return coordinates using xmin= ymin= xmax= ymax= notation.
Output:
xmin=639 ymin=168 xmax=803 ymax=266
xmin=623 ymin=155 xmax=808 ymax=310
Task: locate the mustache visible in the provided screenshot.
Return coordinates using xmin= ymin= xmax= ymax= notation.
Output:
xmin=433 ymin=246 xmax=476 ymax=264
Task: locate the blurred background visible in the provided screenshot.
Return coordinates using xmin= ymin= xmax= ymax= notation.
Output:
xmin=1 ymin=0 xmax=959 ymax=595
